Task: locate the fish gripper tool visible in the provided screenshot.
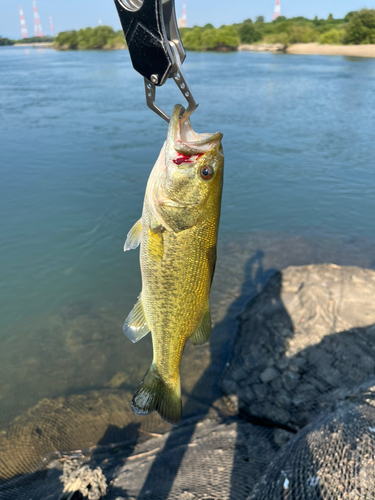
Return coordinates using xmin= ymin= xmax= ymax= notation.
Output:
xmin=113 ymin=0 xmax=198 ymax=122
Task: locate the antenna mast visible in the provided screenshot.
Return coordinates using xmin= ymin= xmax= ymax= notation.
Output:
xmin=273 ymin=0 xmax=281 ymax=21
xmin=178 ymin=0 xmax=187 ymax=28
xmin=49 ymin=16 xmax=54 ymax=36
xmin=19 ymin=6 xmax=29 ymax=39
xmin=33 ymin=0 xmax=44 ymax=37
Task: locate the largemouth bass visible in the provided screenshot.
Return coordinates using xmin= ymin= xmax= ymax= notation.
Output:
xmin=124 ymin=104 xmax=224 ymax=425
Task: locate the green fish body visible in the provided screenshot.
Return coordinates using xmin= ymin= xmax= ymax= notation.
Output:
xmin=124 ymin=105 xmax=224 ymax=425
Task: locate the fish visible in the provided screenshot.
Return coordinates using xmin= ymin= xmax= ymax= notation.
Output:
xmin=123 ymin=104 xmax=224 ymax=425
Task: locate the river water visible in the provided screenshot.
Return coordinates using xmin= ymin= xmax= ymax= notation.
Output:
xmin=1 ymin=46 xmax=375 ymax=472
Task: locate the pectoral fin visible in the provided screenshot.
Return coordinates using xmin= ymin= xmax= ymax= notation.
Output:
xmin=124 ymin=219 xmax=142 ymax=251
xmin=123 ymin=295 xmax=150 ymax=343
xmin=189 ymin=309 xmax=211 ymax=346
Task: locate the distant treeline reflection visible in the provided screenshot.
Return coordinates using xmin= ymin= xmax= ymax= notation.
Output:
xmin=49 ymin=8 xmax=375 ymax=51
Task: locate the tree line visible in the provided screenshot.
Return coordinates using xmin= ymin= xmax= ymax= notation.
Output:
xmin=47 ymin=9 xmax=375 ymax=51
xmin=180 ymin=9 xmax=375 ymax=51
xmin=54 ymin=26 xmax=126 ymax=50
xmin=0 ymin=37 xmax=14 ymax=46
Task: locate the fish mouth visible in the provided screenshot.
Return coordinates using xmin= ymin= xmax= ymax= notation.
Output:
xmin=167 ymin=104 xmax=223 ymax=157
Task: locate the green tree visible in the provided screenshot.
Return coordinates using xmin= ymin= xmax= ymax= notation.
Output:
xmin=255 ymin=16 xmax=265 ymax=23
xmin=201 ymin=26 xmax=239 ymax=50
xmin=344 ymin=11 xmax=356 ymax=21
xmin=54 ymin=26 xmax=125 ymax=50
xmin=54 ymin=30 xmax=78 ymax=49
xmin=17 ymin=36 xmax=54 ymax=44
xmin=238 ymin=23 xmax=262 ymax=43
xmin=181 ymin=27 xmax=203 ymax=50
xmin=289 ymin=25 xmax=318 ymax=43
xmin=0 ymin=37 xmax=14 ymax=46
xmin=319 ymin=28 xmax=345 ymax=44
xmin=344 ymin=9 xmax=375 ymax=44
xmin=273 ymin=16 xmax=287 ymax=22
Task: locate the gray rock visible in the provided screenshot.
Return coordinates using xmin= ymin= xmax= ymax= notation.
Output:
xmin=282 ymin=371 xmax=300 ymax=391
xmin=222 ymin=264 xmax=375 ymax=430
xmin=260 ymin=367 xmax=279 ymax=383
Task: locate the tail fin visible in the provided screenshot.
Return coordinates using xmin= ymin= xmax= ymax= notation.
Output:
xmin=131 ymin=364 xmax=182 ymax=426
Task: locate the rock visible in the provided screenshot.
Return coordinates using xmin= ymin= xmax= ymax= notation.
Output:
xmin=260 ymin=367 xmax=279 ymax=383
xmin=273 ymin=428 xmax=293 ymax=448
xmin=222 ymin=264 xmax=375 ymax=431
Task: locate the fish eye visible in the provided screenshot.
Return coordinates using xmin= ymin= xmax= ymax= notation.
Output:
xmin=200 ymin=165 xmax=214 ymax=180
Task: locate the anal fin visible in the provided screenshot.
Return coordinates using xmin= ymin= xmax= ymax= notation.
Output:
xmin=189 ymin=309 xmax=211 ymax=346
xmin=123 ymin=294 xmax=150 ymax=343
xmin=124 ymin=218 xmax=142 ymax=251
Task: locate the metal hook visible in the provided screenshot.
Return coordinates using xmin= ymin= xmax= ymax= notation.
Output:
xmin=145 ymin=42 xmax=198 ymax=123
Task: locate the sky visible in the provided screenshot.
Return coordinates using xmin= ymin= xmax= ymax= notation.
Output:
xmin=0 ymin=0 xmax=373 ymax=40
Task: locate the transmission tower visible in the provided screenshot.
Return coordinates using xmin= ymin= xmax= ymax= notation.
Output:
xmin=273 ymin=0 xmax=280 ymax=21
xmin=19 ymin=6 xmax=29 ymax=39
xmin=178 ymin=0 xmax=187 ymax=28
xmin=49 ymin=16 xmax=54 ymax=36
xmin=33 ymin=0 xmax=44 ymax=37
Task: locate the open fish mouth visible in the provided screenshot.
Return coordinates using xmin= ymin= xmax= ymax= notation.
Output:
xmin=167 ymin=104 xmax=223 ymax=157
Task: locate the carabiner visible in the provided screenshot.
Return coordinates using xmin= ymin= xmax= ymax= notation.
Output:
xmin=113 ymin=0 xmax=198 ymax=122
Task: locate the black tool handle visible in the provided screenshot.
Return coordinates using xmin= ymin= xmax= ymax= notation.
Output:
xmin=114 ymin=0 xmax=184 ymax=86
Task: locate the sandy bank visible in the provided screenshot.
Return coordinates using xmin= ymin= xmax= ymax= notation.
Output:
xmin=239 ymin=42 xmax=375 ymax=58
xmin=287 ymin=42 xmax=375 ymax=57
xmin=14 ymin=42 xmax=54 ymax=47
xmin=239 ymin=43 xmax=285 ymax=52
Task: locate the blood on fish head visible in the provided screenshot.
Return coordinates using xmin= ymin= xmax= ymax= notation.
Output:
xmin=172 ymin=152 xmax=203 ymax=166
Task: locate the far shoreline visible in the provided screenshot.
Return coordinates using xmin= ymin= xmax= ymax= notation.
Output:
xmin=287 ymin=42 xmax=375 ymax=57
xmin=13 ymin=42 xmax=54 ymax=48
xmin=239 ymin=42 xmax=375 ymax=58
xmin=8 ymin=41 xmax=375 ymax=58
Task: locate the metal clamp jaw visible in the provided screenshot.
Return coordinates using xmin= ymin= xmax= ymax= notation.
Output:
xmin=113 ymin=0 xmax=198 ymax=122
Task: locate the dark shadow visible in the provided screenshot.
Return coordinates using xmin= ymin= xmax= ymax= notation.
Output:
xmin=228 ymin=270 xmax=297 ymax=499
xmin=0 ymin=469 xmax=62 ymax=500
